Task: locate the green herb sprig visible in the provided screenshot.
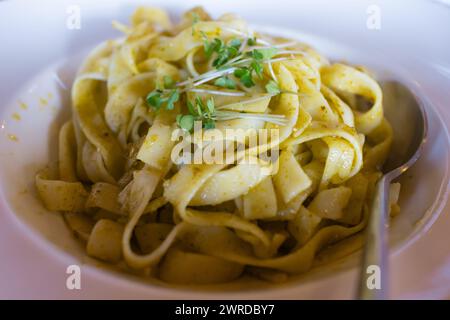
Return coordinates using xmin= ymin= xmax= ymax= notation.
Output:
xmin=146 ymin=89 xmax=180 ymax=111
xmin=146 ymin=76 xmax=180 ymax=111
xmin=202 ymin=36 xmax=242 ymax=68
xmin=145 ymin=35 xmax=292 ymax=129
xmin=214 ymin=76 xmax=236 ymax=89
xmin=176 ymin=96 xmax=216 ymax=131
xmin=176 ymin=94 xmax=288 ymax=131
xmin=231 ymin=47 xmax=277 ymax=88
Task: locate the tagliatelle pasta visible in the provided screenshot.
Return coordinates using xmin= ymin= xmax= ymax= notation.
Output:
xmin=35 ymin=6 xmax=401 ymax=285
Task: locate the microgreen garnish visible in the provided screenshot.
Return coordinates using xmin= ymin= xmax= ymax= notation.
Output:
xmin=146 ymin=88 xmax=180 ymax=111
xmin=201 ymin=36 xmax=242 ymax=68
xmin=228 ymin=38 xmax=242 ymax=48
xmin=198 ymin=34 xmax=280 ymax=89
xmin=249 ymin=49 xmax=264 ymax=60
xmin=249 ymin=47 xmax=278 ymax=61
xmin=203 ymin=37 xmax=223 ymax=58
xmin=145 ymin=35 xmax=290 ymax=127
xmin=146 ymin=90 xmax=163 ymax=110
xmin=231 ymin=47 xmax=278 ymax=87
xmin=176 ymin=114 xmax=195 ymax=131
xmin=250 ymin=61 xmax=263 ymax=78
xmin=247 ymin=37 xmax=257 ymax=46
xmin=176 ymin=94 xmax=288 ymax=131
xmin=214 ymin=76 xmax=236 ymax=89
xmin=212 ymin=39 xmax=241 ymax=68
xmin=166 ymin=90 xmax=179 ymax=110
xmin=233 ymin=67 xmax=254 ymax=87
xmin=265 ymin=80 xmax=280 ymax=95
xmin=206 ymin=97 xmax=215 ymax=113
xmin=178 ymin=97 xmax=216 ymax=131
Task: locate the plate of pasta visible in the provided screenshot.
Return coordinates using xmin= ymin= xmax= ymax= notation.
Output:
xmin=0 ymin=0 xmax=449 ymax=299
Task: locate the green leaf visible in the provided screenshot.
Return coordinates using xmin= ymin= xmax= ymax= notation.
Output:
xmin=206 ymin=98 xmax=215 ymax=114
xmin=250 ymin=49 xmax=264 ymax=60
xmin=163 ymin=75 xmax=175 ymax=89
xmin=213 ymin=52 xmax=229 ymax=68
xmin=228 ymin=38 xmax=241 ymax=48
xmin=213 ymin=38 xmax=224 ymax=51
xmin=214 ymin=76 xmax=236 ymax=89
xmin=206 ymin=38 xmax=224 ymax=59
xmin=203 ymin=37 xmax=222 ymax=58
xmin=204 ymin=41 xmax=214 ymax=58
xmin=195 ymin=96 xmax=204 ymax=115
xmin=240 ymin=73 xmax=255 ymax=87
xmin=226 ymin=45 xmax=238 ymax=58
xmin=187 ymin=100 xmax=197 ymax=116
xmin=247 ymin=37 xmax=257 ymax=46
xmin=177 ymin=114 xmax=195 ymax=131
xmin=146 ymin=91 xmax=163 ymax=109
xmin=259 ymin=47 xmax=278 ymax=60
xmin=234 ymin=67 xmax=254 ymax=88
xmin=252 ymin=47 xmax=278 ymax=61
xmin=265 ymin=80 xmax=280 ymax=95
xmin=166 ymin=90 xmax=179 ymax=110
xmin=184 ymin=95 xmax=218 ymax=130
xmin=176 ymin=114 xmax=183 ymax=125
xmin=234 ymin=67 xmax=249 ymax=78
xmin=251 ymin=61 xmax=263 ymax=78
xmin=209 ymin=38 xmax=241 ymax=68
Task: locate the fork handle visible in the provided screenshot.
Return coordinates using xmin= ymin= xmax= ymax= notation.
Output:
xmin=358 ymin=176 xmax=390 ymax=300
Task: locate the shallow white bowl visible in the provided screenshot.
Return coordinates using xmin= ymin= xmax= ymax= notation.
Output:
xmin=0 ymin=0 xmax=449 ymax=299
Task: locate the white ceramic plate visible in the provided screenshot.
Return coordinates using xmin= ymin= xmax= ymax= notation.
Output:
xmin=0 ymin=0 xmax=449 ymax=299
